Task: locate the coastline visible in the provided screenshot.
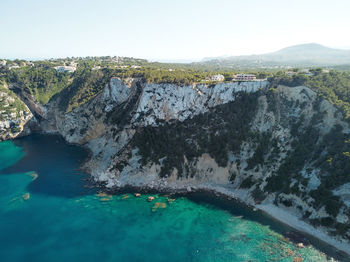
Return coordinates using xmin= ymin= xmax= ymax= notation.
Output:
xmin=17 ymin=133 xmax=350 ymax=259
xmin=201 ymin=185 xmax=350 ymax=258
xmin=257 ymin=203 xmax=350 ymax=259
xmin=101 ymin=182 xmax=350 ymax=260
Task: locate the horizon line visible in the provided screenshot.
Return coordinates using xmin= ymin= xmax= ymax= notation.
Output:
xmin=2 ymin=43 xmax=350 ymax=63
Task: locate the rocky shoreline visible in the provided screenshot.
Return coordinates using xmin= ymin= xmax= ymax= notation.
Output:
xmin=80 ymin=140 xmax=350 ymax=260
xmin=8 ymin=77 xmax=350 ymax=260
xmin=8 ymin=130 xmax=350 ymax=260
xmin=94 ymin=181 xmax=350 ymax=260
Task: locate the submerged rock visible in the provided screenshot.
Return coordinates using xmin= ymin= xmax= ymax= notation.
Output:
xmin=22 ymin=193 xmax=30 ymax=201
xmin=29 ymin=172 xmax=38 ymax=180
xmin=96 ymin=192 xmax=109 ymax=197
xmin=286 ymin=249 xmax=294 ymax=256
xmin=147 ymin=196 xmax=155 ymax=202
xmin=297 ymin=243 xmax=305 ymax=248
xmin=152 ymin=202 xmax=167 ymax=212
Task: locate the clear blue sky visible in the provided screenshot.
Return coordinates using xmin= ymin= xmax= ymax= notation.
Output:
xmin=1 ymin=0 xmax=350 ymax=61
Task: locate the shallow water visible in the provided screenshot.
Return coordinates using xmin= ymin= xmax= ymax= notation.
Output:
xmin=0 ymin=134 xmax=347 ymax=261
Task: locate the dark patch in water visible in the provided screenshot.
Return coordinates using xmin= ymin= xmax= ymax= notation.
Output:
xmin=0 ymin=134 xmax=95 ymax=198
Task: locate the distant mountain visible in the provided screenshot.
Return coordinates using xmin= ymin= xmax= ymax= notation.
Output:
xmin=201 ymin=43 xmax=350 ymax=67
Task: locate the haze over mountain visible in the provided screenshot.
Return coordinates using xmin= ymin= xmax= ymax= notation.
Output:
xmin=201 ymin=43 xmax=350 ymax=67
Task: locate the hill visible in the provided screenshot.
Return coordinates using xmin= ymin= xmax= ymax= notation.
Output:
xmin=201 ymin=43 xmax=350 ymax=68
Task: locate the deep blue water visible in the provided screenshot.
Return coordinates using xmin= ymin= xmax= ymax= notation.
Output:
xmin=0 ymin=134 xmax=347 ymax=261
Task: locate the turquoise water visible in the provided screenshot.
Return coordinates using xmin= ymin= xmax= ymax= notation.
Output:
xmin=0 ymin=135 xmax=346 ymax=261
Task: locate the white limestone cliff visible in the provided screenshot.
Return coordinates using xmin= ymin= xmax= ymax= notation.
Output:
xmin=8 ymin=77 xmax=350 ymax=255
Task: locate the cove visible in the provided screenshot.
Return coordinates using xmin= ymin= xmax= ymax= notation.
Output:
xmin=0 ymin=134 xmax=347 ymax=262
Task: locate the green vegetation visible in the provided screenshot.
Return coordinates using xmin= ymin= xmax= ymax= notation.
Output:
xmin=265 ymin=124 xmax=320 ymax=194
xmin=0 ymin=80 xmax=28 ymax=121
xmin=5 ymin=66 xmax=70 ymax=104
xmin=1 ymin=56 xmax=272 ymax=112
xmin=270 ymin=69 xmax=350 ymax=119
xmin=314 ymin=125 xmax=350 ymax=191
xmin=246 ymin=132 xmax=277 ymax=169
xmin=263 ymin=94 xmax=350 ymax=233
xmin=56 ymin=64 xmax=265 ymax=112
xmin=307 ymin=70 xmax=350 ymax=119
xmin=240 ymin=176 xmax=255 ymax=189
xmin=251 ymin=187 xmax=266 ymax=203
xmin=2 ymin=56 xmax=350 ymax=117
xmin=128 ymin=93 xmax=260 ymax=178
xmin=2 ymin=56 xmax=350 ymax=238
xmin=57 ymin=65 xmax=115 ymax=112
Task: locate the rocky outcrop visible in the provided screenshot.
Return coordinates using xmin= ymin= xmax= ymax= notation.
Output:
xmin=89 ymin=80 xmax=350 ymax=253
xmin=133 ymin=81 xmax=266 ymax=125
xmin=39 ymin=78 xmax=268 ymax=184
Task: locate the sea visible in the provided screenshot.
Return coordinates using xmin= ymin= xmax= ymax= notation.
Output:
xmin=0 ymin=134 xmax=348 ymax=261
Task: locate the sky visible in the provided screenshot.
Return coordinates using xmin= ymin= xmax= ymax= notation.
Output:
xmin=1 ymin=0 xmax=350 ymax=61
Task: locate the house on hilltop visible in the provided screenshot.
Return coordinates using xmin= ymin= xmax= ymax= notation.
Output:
xmin=8 ymin=64 xmax=20 ymax=70
xmin=234 ymin=74 xmax=256 ymax=81
xmin=54 ymin=66 xmax=76 ymax=73
xmin=211 ymin=74 xmax=225 ymax=81
xmin=204 ymin=74 xmax=225 ymax=82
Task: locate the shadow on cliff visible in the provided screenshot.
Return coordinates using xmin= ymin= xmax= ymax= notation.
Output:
xmin=0 ymin=133 xmax=96 ymax=198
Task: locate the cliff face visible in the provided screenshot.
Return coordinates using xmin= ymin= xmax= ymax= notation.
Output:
xmin=4 ymin=77 xmax=350 ymax=247
xmin=41 ymin=79 xmax=268 ymax=183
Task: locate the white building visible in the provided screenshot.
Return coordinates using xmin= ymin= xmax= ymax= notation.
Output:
xmin=286 ymin=71 xmax=296 ymax=76
xmin=54 ymin=66 xmax=76 ymax=73
xmin=300 ymin=69 xmax=314 ymax=76
xmin=8 ymin=64 xmax=20 ymax=70
xmin=211 ymin=74 xmax=225 ymax=82
xmin=92 ymin=65 xmax=101 ymax=70
xmin=0 ymin=60 xmax=6 ymax=67
xmin=234 ymin=74 xmax=256 ymax=81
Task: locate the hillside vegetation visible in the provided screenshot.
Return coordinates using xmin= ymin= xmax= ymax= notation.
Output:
xmin=5 ymin=66 xmax=70 ymax=105
xmin=0 ymin=57 xmax=270 ymax=109
xmin=2 ymin=57 xmax=350 ymax=242
xmin=2 ymin=57 xmax=350 ymax=118
xmin=0 ymin=80 xmax=28 ymax=120
xmin=270 ymin=69 xmax=350 ymax=119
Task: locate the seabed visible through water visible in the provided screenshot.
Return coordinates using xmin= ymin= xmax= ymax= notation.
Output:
xmin=0 ymin=134 xmax=348 ymax=262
